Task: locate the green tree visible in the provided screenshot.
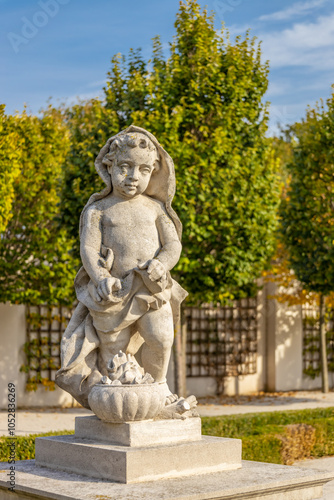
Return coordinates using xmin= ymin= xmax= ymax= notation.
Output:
xmin=0 ymin=107 xmax=77 ymax=305
xmin=60 ymin=98 xmax=119 ymax=258
xmin=281 ymin=93 xmax=334 ymax=392
xmin=0 ymin=105 xmax=22 ymax=233
xmin=61 ymin=0 xmax=281 ymax=304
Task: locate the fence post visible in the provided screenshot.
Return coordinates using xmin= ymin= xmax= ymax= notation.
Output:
xmin=173 ymin=307 xmax=187 ymax=397
xmin=319 ymin=294 xmax=329 ymax=393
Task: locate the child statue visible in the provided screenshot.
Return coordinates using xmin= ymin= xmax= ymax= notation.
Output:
xmin=55 ymin=126 xmax=189 ymax=411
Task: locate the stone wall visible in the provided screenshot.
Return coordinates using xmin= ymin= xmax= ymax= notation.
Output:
xmin=0 ymin=303 xmax=73 ymax=410
xmin=264 ymin=282 xmax=328 ymax=393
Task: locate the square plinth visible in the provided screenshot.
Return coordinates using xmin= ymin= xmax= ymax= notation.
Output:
xmin=35 ymin=434 xmax=241 ymax=483
xmin=75 ymin=416 xmax=202 ymax=447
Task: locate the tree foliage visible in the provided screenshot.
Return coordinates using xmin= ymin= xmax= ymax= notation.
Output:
xmin=60 ymin=0 xmax=281 ymax=304
xmin=281 ymin=94 xmax=334 ymax=295
xmin=0 ymin=107 xmax=77 ymax=305
xmin=280 ymin=94 xmax=334 ymax=392
xmin=0 ymin=105 xmax=22 ymax=233
xmin=60 ymin=98 xmax=118 ymax=254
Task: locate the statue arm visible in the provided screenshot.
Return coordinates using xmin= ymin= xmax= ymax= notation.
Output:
xmin=80 ymin=206 xmax=110 ymax=286
xmin=156 ymin=211 xmax=182 ymax=271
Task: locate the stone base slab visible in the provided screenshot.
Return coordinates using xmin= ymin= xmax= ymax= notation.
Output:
xmin=1 ymin=459 xmax=333 ymax=500
xmin=75 ymin=415 xmax=202 ymax=447
xmin=35 ymin=434 xmax=241 ymax=483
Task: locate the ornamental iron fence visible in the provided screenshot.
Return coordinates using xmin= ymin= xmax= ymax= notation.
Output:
xmin=23 ymin=304 xmax=73 ymax=390
xmin=302 ymin=303 xmax=334 ymax=379
xmin=184 ymin=298 xmax=258 ymax=393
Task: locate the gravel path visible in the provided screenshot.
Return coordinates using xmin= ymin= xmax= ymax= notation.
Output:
xmin=1 ymin=390 xmax=334 ymax=436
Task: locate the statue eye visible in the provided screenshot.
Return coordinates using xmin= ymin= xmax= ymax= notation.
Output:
xmin=119 ymin=163 xmax=129 ymax=173
xmin=140 ymin=166 xmax=151 ymax=174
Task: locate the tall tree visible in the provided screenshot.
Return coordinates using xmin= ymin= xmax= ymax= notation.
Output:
xmin=0 ymin=105 xmax=22 ymax=233
xmin=0 ymin=107 xmax=77 ymax=305
xmin=281 ymin=94 xmax=334 ymax=392
xmin=61 ymin=0 xmax=281 ymax=305
xmin=60 ymin=98 xmax=119 ymax=258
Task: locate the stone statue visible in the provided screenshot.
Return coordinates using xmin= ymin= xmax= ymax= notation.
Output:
xmin=56 ymin=125 xmax=196 ymax=420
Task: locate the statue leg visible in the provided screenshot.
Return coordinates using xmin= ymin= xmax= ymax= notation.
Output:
xmin=136 ymin=302 xmax=174 ymax=383
xmin=96 ymin=326 xmax=132 ymax=376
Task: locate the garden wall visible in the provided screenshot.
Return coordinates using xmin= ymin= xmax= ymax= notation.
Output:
xmin=0 ymin=303 xmax=73 ymax=410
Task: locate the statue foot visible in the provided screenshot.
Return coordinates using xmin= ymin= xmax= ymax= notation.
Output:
xmin=158 ymin=394 xmax=199 ymax=420
xmin=165 ymin=393 xmax=179 ymax=405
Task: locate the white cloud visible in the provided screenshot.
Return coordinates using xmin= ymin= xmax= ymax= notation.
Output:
xmin=219 ymin=3 xmax=334 ymax=129
xmin=258 ymin=13 xmax=334 ymax=70
xmin=267 ymin=102 xmax=312 ymax=136
xmin=86 ymin=80 xmax=106 ymax=89
xmin=227 ymin=13 xmax=334 ymax=71
xmin=225 ymin=23 xmax=252 ymax=38
xmin=58 ymin=91 xmax=104 ymax=108
xmin=266 ymin=81 xmax=292 ymax=98
xmin=259 ymin=0 xmax=327 ymax=22
xmin=298 ymin=81 xmax=334 ymax=92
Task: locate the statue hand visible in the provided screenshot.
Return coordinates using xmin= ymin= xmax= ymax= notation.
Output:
xmin=138 ymin=259 xmax=166 ymax=282
xmin=96 ymin=276 xmax=122 ymax=302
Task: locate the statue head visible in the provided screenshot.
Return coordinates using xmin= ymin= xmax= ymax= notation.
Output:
xmin=81 ymin=125 xmax=182 ymax=239
xmin=101 ymin=132 xmax=161 ymax=199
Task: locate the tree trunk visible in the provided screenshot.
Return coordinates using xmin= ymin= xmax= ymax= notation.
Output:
xmin=319 ymin=293 xmax=329 ymax=393
xmin=173 ymin=308 xmax=187 ymax=397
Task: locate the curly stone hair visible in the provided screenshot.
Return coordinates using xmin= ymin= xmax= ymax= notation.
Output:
xmin=102 ymin=132 xmax=160 ymax=170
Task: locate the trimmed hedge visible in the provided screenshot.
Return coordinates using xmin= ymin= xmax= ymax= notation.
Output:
xmin=0 ymin=431 xmax=74 ymax=461
xmin=202 ymin=407 xmax=334 ymax=464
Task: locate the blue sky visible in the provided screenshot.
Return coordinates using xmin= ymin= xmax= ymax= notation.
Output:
xmin=1 ymin=0 xmax=334 ymax=134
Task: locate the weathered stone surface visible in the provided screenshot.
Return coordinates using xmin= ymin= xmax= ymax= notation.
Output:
xmin=1 ymin=459 xmax=333 ymax=500
xmin=88 ymin=381 xmax=166 ymax=423
xmin=74 ymin=415 xmax=202 ymax=446
xmin=55 ymin=126 xmax=193 ymax=421
xmin=35 ymin=434 xmax=241 ymax=483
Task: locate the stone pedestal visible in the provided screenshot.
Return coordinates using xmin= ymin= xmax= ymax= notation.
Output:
xmin=1 ymin=416 xmax=333 ymax=499
xmin=35 ymin=416 xmax=241 ymax=483
xmin=75 ymin=415 xmax=202 ymax=446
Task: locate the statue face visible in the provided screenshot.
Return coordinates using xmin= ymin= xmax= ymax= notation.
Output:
xmin=108 ymin=146 xmax=158 ymax=199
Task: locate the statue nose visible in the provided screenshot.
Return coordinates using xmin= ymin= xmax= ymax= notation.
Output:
xmin=129 ymin=167 xmax=139 ymax=180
